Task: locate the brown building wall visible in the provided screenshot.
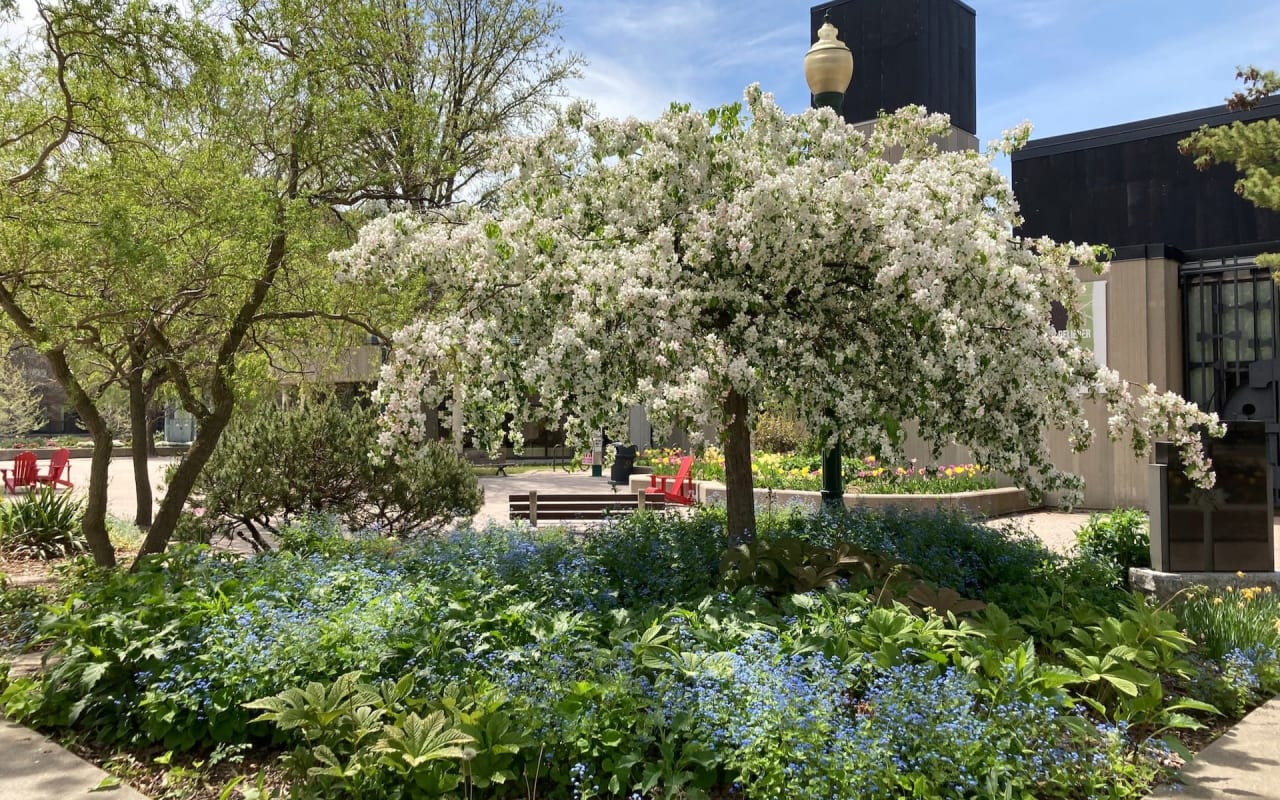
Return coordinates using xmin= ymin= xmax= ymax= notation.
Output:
xmin=1047 ymin=256 xmax=1181 ymax=509
xmin=904 ymin=255 xmax=1181 ymax=510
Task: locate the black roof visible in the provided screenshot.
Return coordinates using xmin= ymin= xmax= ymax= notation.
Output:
xmin=1014 ymin=94 xmax=1280 ymax=162
xmin=1011 ymin=93 xmax=1280 ymax=254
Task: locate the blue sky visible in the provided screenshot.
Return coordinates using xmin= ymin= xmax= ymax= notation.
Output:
xmin=557 ymin=0 xmax=1279 ymax=158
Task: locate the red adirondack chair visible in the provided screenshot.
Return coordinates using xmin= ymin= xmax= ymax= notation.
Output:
xmin=36 ymin=447 xmax=73 ymax=489
xmin=2 ymin=451 xmax=38 ymax=494
xmin=646 ymin=455 xmax=697 ymax=506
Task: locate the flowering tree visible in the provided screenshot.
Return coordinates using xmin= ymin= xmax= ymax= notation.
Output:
xmin=336 ymin=86 xmax=1223 ymax=543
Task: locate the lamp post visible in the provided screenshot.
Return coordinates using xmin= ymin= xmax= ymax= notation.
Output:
xmin=805 ymin=13 xmax=854 ymax=112
xmin=804 ymin=13 xmax=853 ymax=510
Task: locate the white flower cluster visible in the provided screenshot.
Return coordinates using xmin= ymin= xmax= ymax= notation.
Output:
xmin=333 ymin=85 xmax=1222 ymax=502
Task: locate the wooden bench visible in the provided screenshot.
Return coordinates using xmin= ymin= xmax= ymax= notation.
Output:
xmin=509 ymin=490 xmax=666 ymax=527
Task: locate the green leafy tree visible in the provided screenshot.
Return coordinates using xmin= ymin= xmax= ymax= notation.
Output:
xmin=0 ymin=0 xmax=576 ymax=566
xmin=0 ymin=343 xmax=45 ymax=440
xmin=0 ymin=0 xmax=201 ymax=565
xmin=1180 ymin=66 xmax=1280 ymax=272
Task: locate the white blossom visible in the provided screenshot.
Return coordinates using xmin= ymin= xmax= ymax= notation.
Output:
xmin=333 ymin=86 xmax=1224 ymax=505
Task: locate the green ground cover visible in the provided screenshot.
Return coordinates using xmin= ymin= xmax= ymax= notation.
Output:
xmin=0 ymin=508 xmax=1276 ymax=799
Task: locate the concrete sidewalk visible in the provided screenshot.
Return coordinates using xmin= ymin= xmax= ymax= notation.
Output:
xmin=0 ymin=716 xmax=146 ymax=799
xmin=1149 ymin=696 xmax=1280 ymax=798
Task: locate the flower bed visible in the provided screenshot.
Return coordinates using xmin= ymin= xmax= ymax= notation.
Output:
xmin=628 ymin=474 xmax=1033 ymax=516
xmin=1 ymin=508 xmax=1275 ymax=798
xmin=638 ymin=447 xmax=998 ymax=494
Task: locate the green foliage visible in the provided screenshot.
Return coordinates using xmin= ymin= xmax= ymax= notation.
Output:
xmin=1043 ymin=594 xmax=1214 ymax=740
xmin=757 ymin=506 xmax=1049 ymax=615
xmin=1176 ymin=584 xmax=1280 ymax=659
xmin=0 ymin=574 xmax=47 ymax=653
xmin=245 ymin=672 xmax=476 ymax=798
xmin=3 ymin=510 xmax=1264 ymax=798
xmin=0 ymin=347 xmax=45 ymax=440
xmin=718 ymin=536 xmax=985 ymax=616
xmin=1180 ymin=66 xmax=1280 ymax=272
xmin=1174 ymin=584 xmax=1280 ymax=716
xmin=751 ymin=412 xmax=807 ymax=453
xmin=1075 ymin=508 xmax=1150 ymax=588
xmin=0 ymin=489 xmax=86 ymax=560
xmin=578 ymin=509 xmax=726 ymax=607
xmin=720 ymin=536 xmax=908 ymax=595
xmin=191 ymin=398 xmax=481 ymax=542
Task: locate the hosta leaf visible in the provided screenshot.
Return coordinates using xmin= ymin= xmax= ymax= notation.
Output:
xmin=1157 ymin=712 xmax=1205 ymax=731
xmin=1101 ymin=674 xmax=1139 ymax=696
xmin=1166 ymin=698 xmax=1219 ymax=715
xmin=79 ymin=661 xmax=109 ymax=690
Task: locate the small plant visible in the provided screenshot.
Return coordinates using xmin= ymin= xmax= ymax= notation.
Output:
xmin=1176 ymin=584 xmax=1280 ymax=659
xmin=0 ymin=488 xmax=86 ymax=559
xmin=1075 ymin=509 xmax=1150 ymax=588
xmin=0 ymin=574 xmax=47 ymax=652
xmin=720 ymin=536 xmax=908 ymax=595
xmin=0 ymin=350 xmax=46 ymax=442
xmin=246 ymin=672 xmax=475 ymax=798
xmin=752 ymin=412 xmax=808 ymax=454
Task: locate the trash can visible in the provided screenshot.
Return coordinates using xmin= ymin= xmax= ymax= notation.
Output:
xmin=610 ymin=444 xmax=637 ymax=485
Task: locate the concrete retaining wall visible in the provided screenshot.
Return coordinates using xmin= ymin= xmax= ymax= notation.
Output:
xmin=627 ymin=475 xmax=1035 ymax=517
xmin=0 ymin=445 xmax=189 ymax=460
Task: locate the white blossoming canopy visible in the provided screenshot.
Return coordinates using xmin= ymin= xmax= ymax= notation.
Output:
xmin=333 ymin=85 xmax=1222 ymax=509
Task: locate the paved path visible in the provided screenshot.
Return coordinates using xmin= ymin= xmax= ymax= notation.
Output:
xmin=0 ymin=716 xmax=146 ymax=799
xmin=1149 ymin=696 xmax=1280 ymax=798
xmin=66 ymin=455 xmax=175 ymax=526
xmin=6 ymin=459 xmax=1280 ymax=798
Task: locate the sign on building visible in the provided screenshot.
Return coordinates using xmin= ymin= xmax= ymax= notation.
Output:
xmin=1050 ymin=279 xmax=1107 ymax=368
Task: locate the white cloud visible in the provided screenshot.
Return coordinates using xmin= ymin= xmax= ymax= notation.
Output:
xmin=565 ymin=53 xmax=690 ymax=121
xmin=560 ymin=0 xmax=814 ymax=121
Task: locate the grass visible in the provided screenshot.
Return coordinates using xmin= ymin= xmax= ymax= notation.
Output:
xmin=470 ymin=464 xmax=558 ymax=476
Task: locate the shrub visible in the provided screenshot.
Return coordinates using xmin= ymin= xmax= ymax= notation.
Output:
xmin=189 ymin=398 xmax=481 ymax=544
xmin=1075 ymin=508 xmax=1150 ymax=587
xmin=758 ymin=507 xmax=1051 ymax=609
xmin=0 ymin=489 xmax=86 ymax=560
xmin=752 ymin=412 xmax=808 ymax=453
xmin=0 ymin=353 xmax=45 ymax=440
xmin=583 ymin=508 xmax=725 ymax=605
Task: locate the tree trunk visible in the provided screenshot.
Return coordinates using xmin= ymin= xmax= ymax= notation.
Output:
xmin=128 ymin=347 xmax=153 ymax=529
xmin=0 ymin=288 xmax=116 ymax=566
xmin=722 ymin=387 xmax=756 ymax=545
xmin=132 ymin=174 xmax=297 ymax=567
xmin=134 ymin=407 xmax=231 ymax=564
xmin=60 ymin=363 xmax=115 ymax=567
xmin=82 ymin=417 xmax=116 ymax=567
xmin=146 ymin=401 xmax=162 ymax=457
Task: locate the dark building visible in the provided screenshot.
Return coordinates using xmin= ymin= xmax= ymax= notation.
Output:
xmin=1012 ymin=95 xmax=1280 ymax=259
xmin=1013 ymin=95 xmax=1280 ymax=508
xmin=811 ymin=0 xmax=976 ymax=139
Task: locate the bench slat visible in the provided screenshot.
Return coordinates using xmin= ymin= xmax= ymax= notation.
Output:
xmin=511 ymin=501 xmax=644 ymax=511
xmin=511 ymin=511 xmax=647 ymax=520
xmin=508 ymin=491 xmax=666 ymax=527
